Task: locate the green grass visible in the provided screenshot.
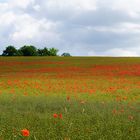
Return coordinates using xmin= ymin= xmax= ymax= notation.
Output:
xmin=0 ymin=95 xmax=139 ymax=140
xmin=0 ymin=56 xmax=140 ymax=139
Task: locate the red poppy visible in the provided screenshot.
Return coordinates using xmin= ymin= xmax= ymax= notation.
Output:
xmin=67 ymin=96 xmax=70 ymax=101
xmin=53 ymin=113 xmax=58 ymax=118
xmin=112 ymin=109 xmax=117 ymax=114
xmin=21 ymin=129 xmax=30 ymax=137
xmin=59 ymin=114 xmax=63 ymax=119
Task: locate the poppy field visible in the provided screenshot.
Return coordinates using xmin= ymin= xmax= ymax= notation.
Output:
xmin=0 ymin=56 xmax=140 ymax=140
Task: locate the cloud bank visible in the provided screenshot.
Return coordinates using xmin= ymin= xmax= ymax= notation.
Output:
xmin=0 ymin=0 xmax=140 ymax=56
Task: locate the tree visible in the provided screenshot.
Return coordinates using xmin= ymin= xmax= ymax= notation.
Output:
xmin=19 ymin=45 xmax=38 ymax=56
xmin=1 ymin=46 xmax=60 ymax=56
xmin=61 ymin=53 xmax=71 ymax=57
xmin=17 ymin=49 xmax=23 ymax=56
xmin=2 ymin=46 xmax=18 ymax=56
xmin=49 ymin=48 xmax=59 ymax=56
xmin=38 ymin=47 xmax=50 ymax=56
xmin=37 ymin=49 xmax=43 ymax=56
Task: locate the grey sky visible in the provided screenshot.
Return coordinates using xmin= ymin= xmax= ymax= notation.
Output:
xmin=0 ymin=0 xmax=140 ymax=56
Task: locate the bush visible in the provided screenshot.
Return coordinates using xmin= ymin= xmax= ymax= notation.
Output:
xmin=61 ymin=53 xmax=71 ymax=57
xmin=19 ymin=45 xmax=38 ymax=56
xmin=2 ymin=46 xmax=18 ymax=56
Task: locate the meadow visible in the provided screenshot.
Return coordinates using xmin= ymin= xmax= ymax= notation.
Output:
xmin=0 ymin=56 xmax=139 ymax=140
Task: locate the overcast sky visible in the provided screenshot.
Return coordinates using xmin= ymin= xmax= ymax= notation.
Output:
xmin=0 ymin=0 xmax=140 ymax=56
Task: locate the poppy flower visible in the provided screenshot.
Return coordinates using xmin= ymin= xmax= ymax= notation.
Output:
xmin=53 ymin=113 xmax=58 ymax=118
xmin=67 ymin=96 xmax=70 ymax=101
xmin=120 ymin=109 xmax=124 ymax=113
xmin=21 ymin=129 xmax=30 ymax=137
xmin=59 ymin=114 xmax=63 ymax=119
xmin=112 ymin=109 xmax=117 ymax=114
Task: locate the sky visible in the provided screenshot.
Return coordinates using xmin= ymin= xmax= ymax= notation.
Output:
xmin=0 ymin=0 xmax=140 ymax=56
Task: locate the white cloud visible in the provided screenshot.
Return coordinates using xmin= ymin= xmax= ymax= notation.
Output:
xmin=45 ymin=0 xmax=97 ymax=11
xmin=0 ymin=0 xmax=140 ymax=56
xmin=0 ymin=2 xmax=9 ymax=12
xmin=103 ymin=48 xmax=139 ymax=56
xmin=111 ymin=0 xmax=140 ymax=12
xmin=0 ymin=11 xmax=15 ymax=26
xmin=10 ymin=0 xmax=35 ymax=9
xmin=10 ymin=15 xmax=60 ymax=43
xmin=33 ymin=4 xmax=41 ymax=11
xmin=92 ymin=22 xmax=140 ymax=34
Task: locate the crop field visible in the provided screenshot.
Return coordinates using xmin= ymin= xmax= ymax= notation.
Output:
xmin=0 ymin=56 xmax=140 ymax=140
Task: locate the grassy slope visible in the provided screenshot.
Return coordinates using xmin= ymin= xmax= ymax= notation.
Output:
xmin=0 ymin=57 xmax=139 ymax=140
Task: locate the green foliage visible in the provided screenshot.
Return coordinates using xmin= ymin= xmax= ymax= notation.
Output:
xmin=0 ymin=96 xmax=139 ymax=140
xmin=61 ymin=53 xmax=71 ymax=57
xmin=19 ymin=45 xmax=38 ymax=56
xmin=2 ymin=46 xmax=18 ymax=56
xmin=37 ymin=47 xmax=59 ymax=56
xmin=0 ymin=57 xmax=140 ymax=139
xmin=2 ymin=46 xmax=59 ymax=56
xmin=38 ymin=47 xmax=50 ymax=56
xmin=49 ymin=48 xmax=59 ymax=56
xmin=17 ymin=49 xmax=23 ymax=56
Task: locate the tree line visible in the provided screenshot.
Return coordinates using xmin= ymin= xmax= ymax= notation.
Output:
xmin=1 ymin=46 xmax=71 ymax=56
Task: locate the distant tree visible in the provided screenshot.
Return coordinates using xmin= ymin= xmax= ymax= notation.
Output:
xmin=17 ymin=49 xmax=23 ymax=56
xmin=2 ymin=46 xmax=18 ymax=56
xmin=38 ymin=47 xmax=50 ymax=56
xmin=49 ymin=48 xmax=59 ymax=56
xmin=1 ymin=46 xmax=60 ymax=56
xmin=61 ymin=53 xmax=71 ymax=57
xmin=37 ymin=49 xmax=43 ymax=56
xmin=19 ymin=45 xmax=38 ymax=56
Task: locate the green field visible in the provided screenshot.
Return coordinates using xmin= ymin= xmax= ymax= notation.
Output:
xmin=0 ymin=57 xmax=140 ymax=140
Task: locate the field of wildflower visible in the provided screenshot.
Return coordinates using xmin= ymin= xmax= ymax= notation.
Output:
xmin=0 ymin=56 xmax=140 ymax=140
